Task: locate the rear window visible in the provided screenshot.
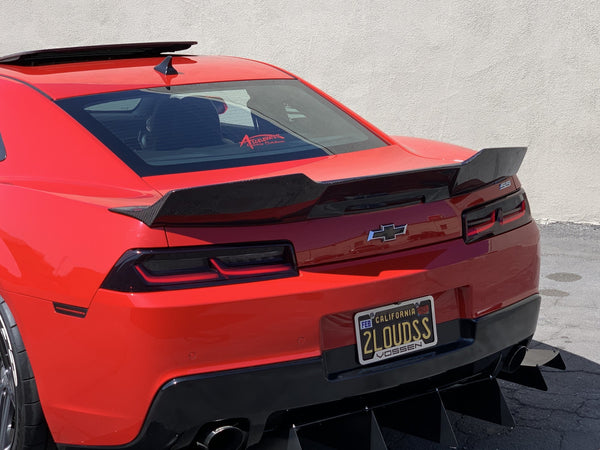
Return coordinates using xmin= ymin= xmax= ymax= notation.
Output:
xmin=57 ymin=80 xmax=387 ymax=176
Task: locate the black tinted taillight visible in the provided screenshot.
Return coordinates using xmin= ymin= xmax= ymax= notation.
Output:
xmin=462 ymin=190 xmax=532 ymax=243
xmin=101 ymin=242 xmax=298 ymax=292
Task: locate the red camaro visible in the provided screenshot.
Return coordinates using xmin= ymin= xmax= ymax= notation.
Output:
xmin=0 ymin=42 xmax=562 ymax=450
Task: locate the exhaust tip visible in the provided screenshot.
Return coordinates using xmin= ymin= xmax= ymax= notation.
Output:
xmin=504 ymin=345 xmax=528 ymax=373
xmin=197 ymin=425 xmax=247 ymax=450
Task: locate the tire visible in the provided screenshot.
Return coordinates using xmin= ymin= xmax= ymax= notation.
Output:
xmin=0 ymin=298 xmax=55 ymax=450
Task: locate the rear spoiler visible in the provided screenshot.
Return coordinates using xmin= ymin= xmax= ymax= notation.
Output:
xmin=0 ymin=41 xmax=197 ymax=66
xmin=111 ymin=147 xmax=526 ymax=227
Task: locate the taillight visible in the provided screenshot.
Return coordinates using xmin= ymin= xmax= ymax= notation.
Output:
xmin=462 ymin=190 xmax=532 ymax=243
xmin=101 ymin=242 xmax=298 ymax=292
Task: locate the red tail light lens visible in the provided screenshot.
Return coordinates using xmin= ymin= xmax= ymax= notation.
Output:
xmin=466 ymin=210 xmax=497 ymax=238
xmin=462 ymin=190 xmax=532 ymax=243
xmin=500 ymin=199 xmax=527 ymax=225
xmin=101 ymin=242 xmax=298 ymax=292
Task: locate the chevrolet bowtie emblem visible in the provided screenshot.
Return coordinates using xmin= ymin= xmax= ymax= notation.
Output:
xmin=367 ymin=224 xmax=407 ymax=242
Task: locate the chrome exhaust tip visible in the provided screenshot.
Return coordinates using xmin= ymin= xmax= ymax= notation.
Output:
xmin=197 ymin=425 xmax=247 ymax=450
xmin=504 ymin=345 xmax=528 ymax=373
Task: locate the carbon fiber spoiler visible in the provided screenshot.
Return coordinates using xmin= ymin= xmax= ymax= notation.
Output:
xmin=111 ymin=147 xmax=526 ymax=227
xmin=0 ymin=41 xmax=197 ymax=66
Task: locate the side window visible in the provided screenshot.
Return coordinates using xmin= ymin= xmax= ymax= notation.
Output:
xmin=219 ymin=104 xmax=254 ymax=128
xmin=284 ymin=105 xmax=307 ymax=121
xmin=85 ymin=98 xmax=142 ymax=112
xmin=201 ymin=90 xmax=254 ymax=128
xmin=84 ymin=97 xmax=145 ymax=149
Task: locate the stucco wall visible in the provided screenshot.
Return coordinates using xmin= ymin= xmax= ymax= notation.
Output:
xmin=1 ymin=0 xmax=598 ymax=223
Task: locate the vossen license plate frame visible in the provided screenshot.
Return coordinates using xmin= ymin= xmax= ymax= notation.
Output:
xmin=354 ymin=295 xmax=437 ymax=366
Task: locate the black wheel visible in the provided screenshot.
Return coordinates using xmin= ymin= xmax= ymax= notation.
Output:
xmin=0 ymin=298 xmax=54 ymax=450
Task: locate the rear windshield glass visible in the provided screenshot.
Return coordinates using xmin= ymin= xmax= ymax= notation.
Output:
xmin=57 ymin=80 xmax=387 ymax=176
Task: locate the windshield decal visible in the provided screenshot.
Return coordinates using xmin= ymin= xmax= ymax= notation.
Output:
xmin=240 ymin=133 xmax=285 ymax=150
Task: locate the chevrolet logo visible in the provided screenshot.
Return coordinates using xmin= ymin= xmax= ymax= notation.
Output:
xmin=367 ymin=224 xmax=407 ymax=242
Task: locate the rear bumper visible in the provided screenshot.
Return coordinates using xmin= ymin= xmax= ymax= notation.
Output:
xmin=58 ymin=294 xmax=541 ymax=450
xmin=7 ymin=221 xmax=538 ymax=447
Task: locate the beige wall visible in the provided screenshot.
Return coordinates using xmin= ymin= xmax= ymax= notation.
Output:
xmin=2 ymin=0 xmax=598 ymax=223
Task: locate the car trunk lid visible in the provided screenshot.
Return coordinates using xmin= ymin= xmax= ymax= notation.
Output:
xmin=113 ymin=145 xmax=525 ymax=227
xmin=110 ymin=145 xmax=526 ymax=267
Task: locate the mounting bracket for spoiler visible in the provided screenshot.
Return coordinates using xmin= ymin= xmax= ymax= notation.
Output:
xmin=0 ymin=41 xmax=197 ymax=66
xmin=111 ymin=147 xmax=527 ymax=227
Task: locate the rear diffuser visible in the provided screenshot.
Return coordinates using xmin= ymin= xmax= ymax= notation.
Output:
xmin=498 ymin=348 xmax=566 ymax=391
xmin=253 ymin=348 xmax=565 ymax=449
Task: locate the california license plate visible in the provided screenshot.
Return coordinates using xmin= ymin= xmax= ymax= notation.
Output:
xmin=354 ymin=296 xmax=437 ymax=365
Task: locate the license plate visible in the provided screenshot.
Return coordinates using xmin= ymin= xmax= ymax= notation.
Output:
xmin=354 ymin=296 xmax=437 ymax=365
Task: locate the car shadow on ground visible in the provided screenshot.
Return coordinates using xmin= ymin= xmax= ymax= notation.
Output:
xmin=251 ymin=341 xmax=600 ymax=450
xmin=385 ymin=341 xmax=600 ymax=450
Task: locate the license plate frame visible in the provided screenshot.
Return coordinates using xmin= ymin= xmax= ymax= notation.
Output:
xmin=354 ymin=295 xmax=437 ymax=366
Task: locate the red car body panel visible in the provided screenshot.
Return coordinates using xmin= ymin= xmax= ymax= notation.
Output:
xmin=0 ymin=56 xmax=294 ymax=99
xmin=8 ymin=220 xmax=539 ymax=445
xmin=0 ymin=47 xmax=541 ymax=448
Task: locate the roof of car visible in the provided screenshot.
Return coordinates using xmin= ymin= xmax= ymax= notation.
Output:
xmin=0 ymin=42 xmax=294 ymax=99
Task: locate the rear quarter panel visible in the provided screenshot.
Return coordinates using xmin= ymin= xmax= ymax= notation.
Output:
xmin=0 ymin=77 xmax=167 ymax=307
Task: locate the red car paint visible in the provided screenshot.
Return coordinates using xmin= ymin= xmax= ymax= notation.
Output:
xmin=0 ymin=47 xmax=539 ymax=447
